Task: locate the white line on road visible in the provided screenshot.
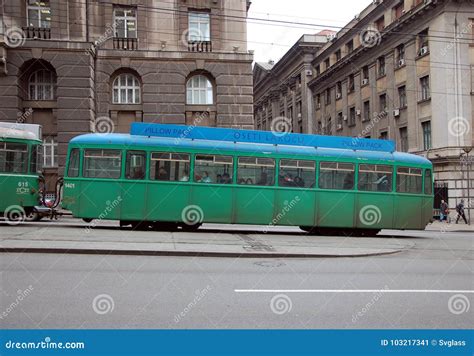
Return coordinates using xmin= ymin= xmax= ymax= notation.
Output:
xmin=235 ymin=290 xmax=474 ymax=294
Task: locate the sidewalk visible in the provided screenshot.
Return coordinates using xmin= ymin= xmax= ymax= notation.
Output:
xmin=425 ymin=220 xmax=474 ymax=232
xmin=0 ymin=222 xmax=415 ymax=258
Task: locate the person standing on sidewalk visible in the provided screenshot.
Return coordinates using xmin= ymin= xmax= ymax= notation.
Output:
xmin=440 ymin=200 xmax=449 ymax=223
xmin=455 ymin=199 xmax=469 ymax=224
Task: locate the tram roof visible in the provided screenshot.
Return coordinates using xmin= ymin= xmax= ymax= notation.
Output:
xmin=71 ymin=133 xmax=431 ymax=166
xmin=0 ymin=127 xmax=40 ymax=141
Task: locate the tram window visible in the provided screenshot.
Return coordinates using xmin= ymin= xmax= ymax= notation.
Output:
xmin=279 ymin=159 xmax=316 ymax=188
xmin=0 ymin=142 xmax=28 ymax=173
xmin=194 ymin=155 xmax=233 ymax=184
xmin=319 ymin=162 xmax=355 ymax=190
xmin=151 ymin=152 xmax=190 ymax=182
xmin=30 ymin=144 xmax=43 ymax=174
xmin=83 ymin=149 xmax=122 ymax=179
xmin=67 ymin=149 xmax=80 ymax=177
xmin=126 ymin=151 xmax=146 ymax=180
xmin=424 ymin=169 xmax=433 ymax=195
xmin=358 ymin=164 xmax=393 ymax=192
xmin=396 ymin=167 xmax=422 ymax=194
xmin=237 ymin=157 xmax=275 ymax=186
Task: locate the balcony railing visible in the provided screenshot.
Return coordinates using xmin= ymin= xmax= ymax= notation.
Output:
xmin=113 ymin=37 xmax=138 ymax=50
xmin=22 ymin=27 xmax=51 ymax=39
xmin=188 ymin=41 xmax=212 ymax=53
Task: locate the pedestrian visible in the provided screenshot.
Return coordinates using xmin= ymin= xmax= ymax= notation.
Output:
xmin=455 ymin=199 xmax=468 ymax=224
xmin=439 ymin=200 xmax=449 ymax=223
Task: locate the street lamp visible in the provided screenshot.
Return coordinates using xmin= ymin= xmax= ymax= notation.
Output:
xmin=463 ymin=146 xmax=472 ymax=225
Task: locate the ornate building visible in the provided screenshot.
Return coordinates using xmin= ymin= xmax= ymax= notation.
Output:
xmin=0 ymin=0 xmax=254 ymax=191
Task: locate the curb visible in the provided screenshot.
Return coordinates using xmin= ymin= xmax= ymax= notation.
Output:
xmin=0 ymin=247 xmax=405 ymax=259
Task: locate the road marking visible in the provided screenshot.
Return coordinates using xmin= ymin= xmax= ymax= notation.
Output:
xmin=235 ymin=290 xmax=474 ymax=294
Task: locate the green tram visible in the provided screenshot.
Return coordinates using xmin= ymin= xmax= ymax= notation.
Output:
xmin=0 ymin=123 xmax=42 ymax=220
xmin=62 ymin=123 xmax=433 ymax=235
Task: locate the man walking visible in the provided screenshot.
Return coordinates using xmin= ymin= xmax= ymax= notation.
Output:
xmin=455 ymin=199 xmax=469 ymax=224
xmin=440 ymin=200 xmax=449 ymax=223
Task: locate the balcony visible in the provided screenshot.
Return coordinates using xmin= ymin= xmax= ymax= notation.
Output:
xmin=188 ymin=41 xmax=212 ymax=53
xmin=113 ymin=37 xmax=138 ymax=50
xmin=22 ymin=27 xmax=51 ymax=39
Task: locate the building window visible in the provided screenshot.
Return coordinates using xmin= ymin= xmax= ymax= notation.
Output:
xmin=325 ymin=88 xmax=331 ymax=105
xmin=362 ymin=66 xmax=369 ymax=84
xmin=377 ymin=56 xmax=386 ymax=77
xmin=363 ymin=100 xmax=370 ymax=121
xmin=336 ymin=82 xmax=342 ymax=99
xmin=393 ymin=2 xmax=404 ymax=20
xmin=335 ymin=49 xmax=342 ymax=61
xmin=114 ymin=7 xmax=137 ymax=38
xmin=418 ymin=29 xmax=429 ymax=55
xmin=348 ymin=74 xmax=355 ymax=93
xmin=315 ymin=64 xmax=321 ymax=76
xmin=398 ymin=86 xmax=407 ymax=108
xmin=399 ymin=127 xmax=408 ymax=152
xmin=187 ymin=74 xmax=213 ymax=105
xmin=43 ymin=136 xmax=58 ymax=168
xmin=27 ymin=0 xmax=51 ymax=28
xmin=29 ymin=69 xmax=55 ymax=100
xmin=112 ymin=73 xmax=141 ymax=104
xmin=396 ymin=44 xmax=405 ymax=66
xmin=324 ymin=58 xmax=330 ymax=70
xmin=379 ymin=131 xmax=388 ymax=140
xmin=349 ymin=107 xmax=356 ymax=126
xmin=188 ymin=12 xmax=210 ymax=41
xmin=326 ymin=117 xmax=332 ymax=135
xmin=375 ymin=16 xmax=385 ymax=32
xmin=379 ymin=93 xmax=387 ymax=113
xmin=336 ymin=112 xmax=343 ymax=130
xmin=422 ymin=121 xmax=432 ymax=150
xmin=420 ymin=76 xmax=430 ymax=101
xmin=346 ymin=40 xmax=354 ymax=54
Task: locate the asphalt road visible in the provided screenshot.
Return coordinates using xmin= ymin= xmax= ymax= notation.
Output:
xmin=1 ymin=227 xmax=473 ymax=329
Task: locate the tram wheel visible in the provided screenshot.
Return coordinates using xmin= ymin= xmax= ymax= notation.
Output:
xmin=300 ymin=226 xmax=318 ymax=234
xmin=83 ymin=218 xmax=93 ymax=223
xmin=180 ymin=222 xmax=202 ymax=232
xmin=153 ymin=221 xmax=178 ymax=232
xmin=356 ymin=229 xmax=381 ymax=237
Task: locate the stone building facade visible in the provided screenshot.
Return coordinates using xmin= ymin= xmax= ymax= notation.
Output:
xmin=0 ymin=0 xmax=254 ymax=191
xmin=253 ymin=32 xmax=335 ymax=134
xmin=254 ymin=0 xmax=474 ymax=220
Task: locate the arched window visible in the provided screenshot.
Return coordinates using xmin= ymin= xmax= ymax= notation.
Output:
xmin=186 ymin=75 xmax=213 ymax=105
xmin=29 ymin=69 xmax=55 ymax=100
xmin=112 ymin=73 xmax=141 ymax=104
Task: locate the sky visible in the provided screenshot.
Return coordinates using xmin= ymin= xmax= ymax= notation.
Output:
xmin=248 ymin=0 xmax=371 ymax=64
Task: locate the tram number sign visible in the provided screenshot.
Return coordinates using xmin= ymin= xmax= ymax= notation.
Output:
xmin=16 ymin=181 xmax=29 ymax=195
xmin=65 ymin=183 xmax=75 ymax=189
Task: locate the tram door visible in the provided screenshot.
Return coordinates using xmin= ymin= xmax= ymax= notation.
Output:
xmin=121 ymin=151 xmax=148 ymax=221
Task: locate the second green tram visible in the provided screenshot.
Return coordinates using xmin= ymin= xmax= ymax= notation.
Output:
xmin=0 ymin=124 xmax=43 ymax=219
xmin=62 ymin=123 xmax=433 ymax=235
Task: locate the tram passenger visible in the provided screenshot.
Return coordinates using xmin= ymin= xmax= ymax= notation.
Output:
xmin=294 ymin=176 xmax=304 ymax=188
xmin=245 ymin=178 xmax=253 ymax=185
xmin=180 ymin=170 xmax=190 ymax=182
xmin=158 ymin=167 xmax=168 ymax=180
xmin=216 ymin=174 xmax=223 ymax=184
xmin=258 ymin=172 xmax=269 ymax=186
xmin=200 ymin=171 xmax=212 ymax=183
xmin=222 ymin=173 xmax=232 ymax=184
